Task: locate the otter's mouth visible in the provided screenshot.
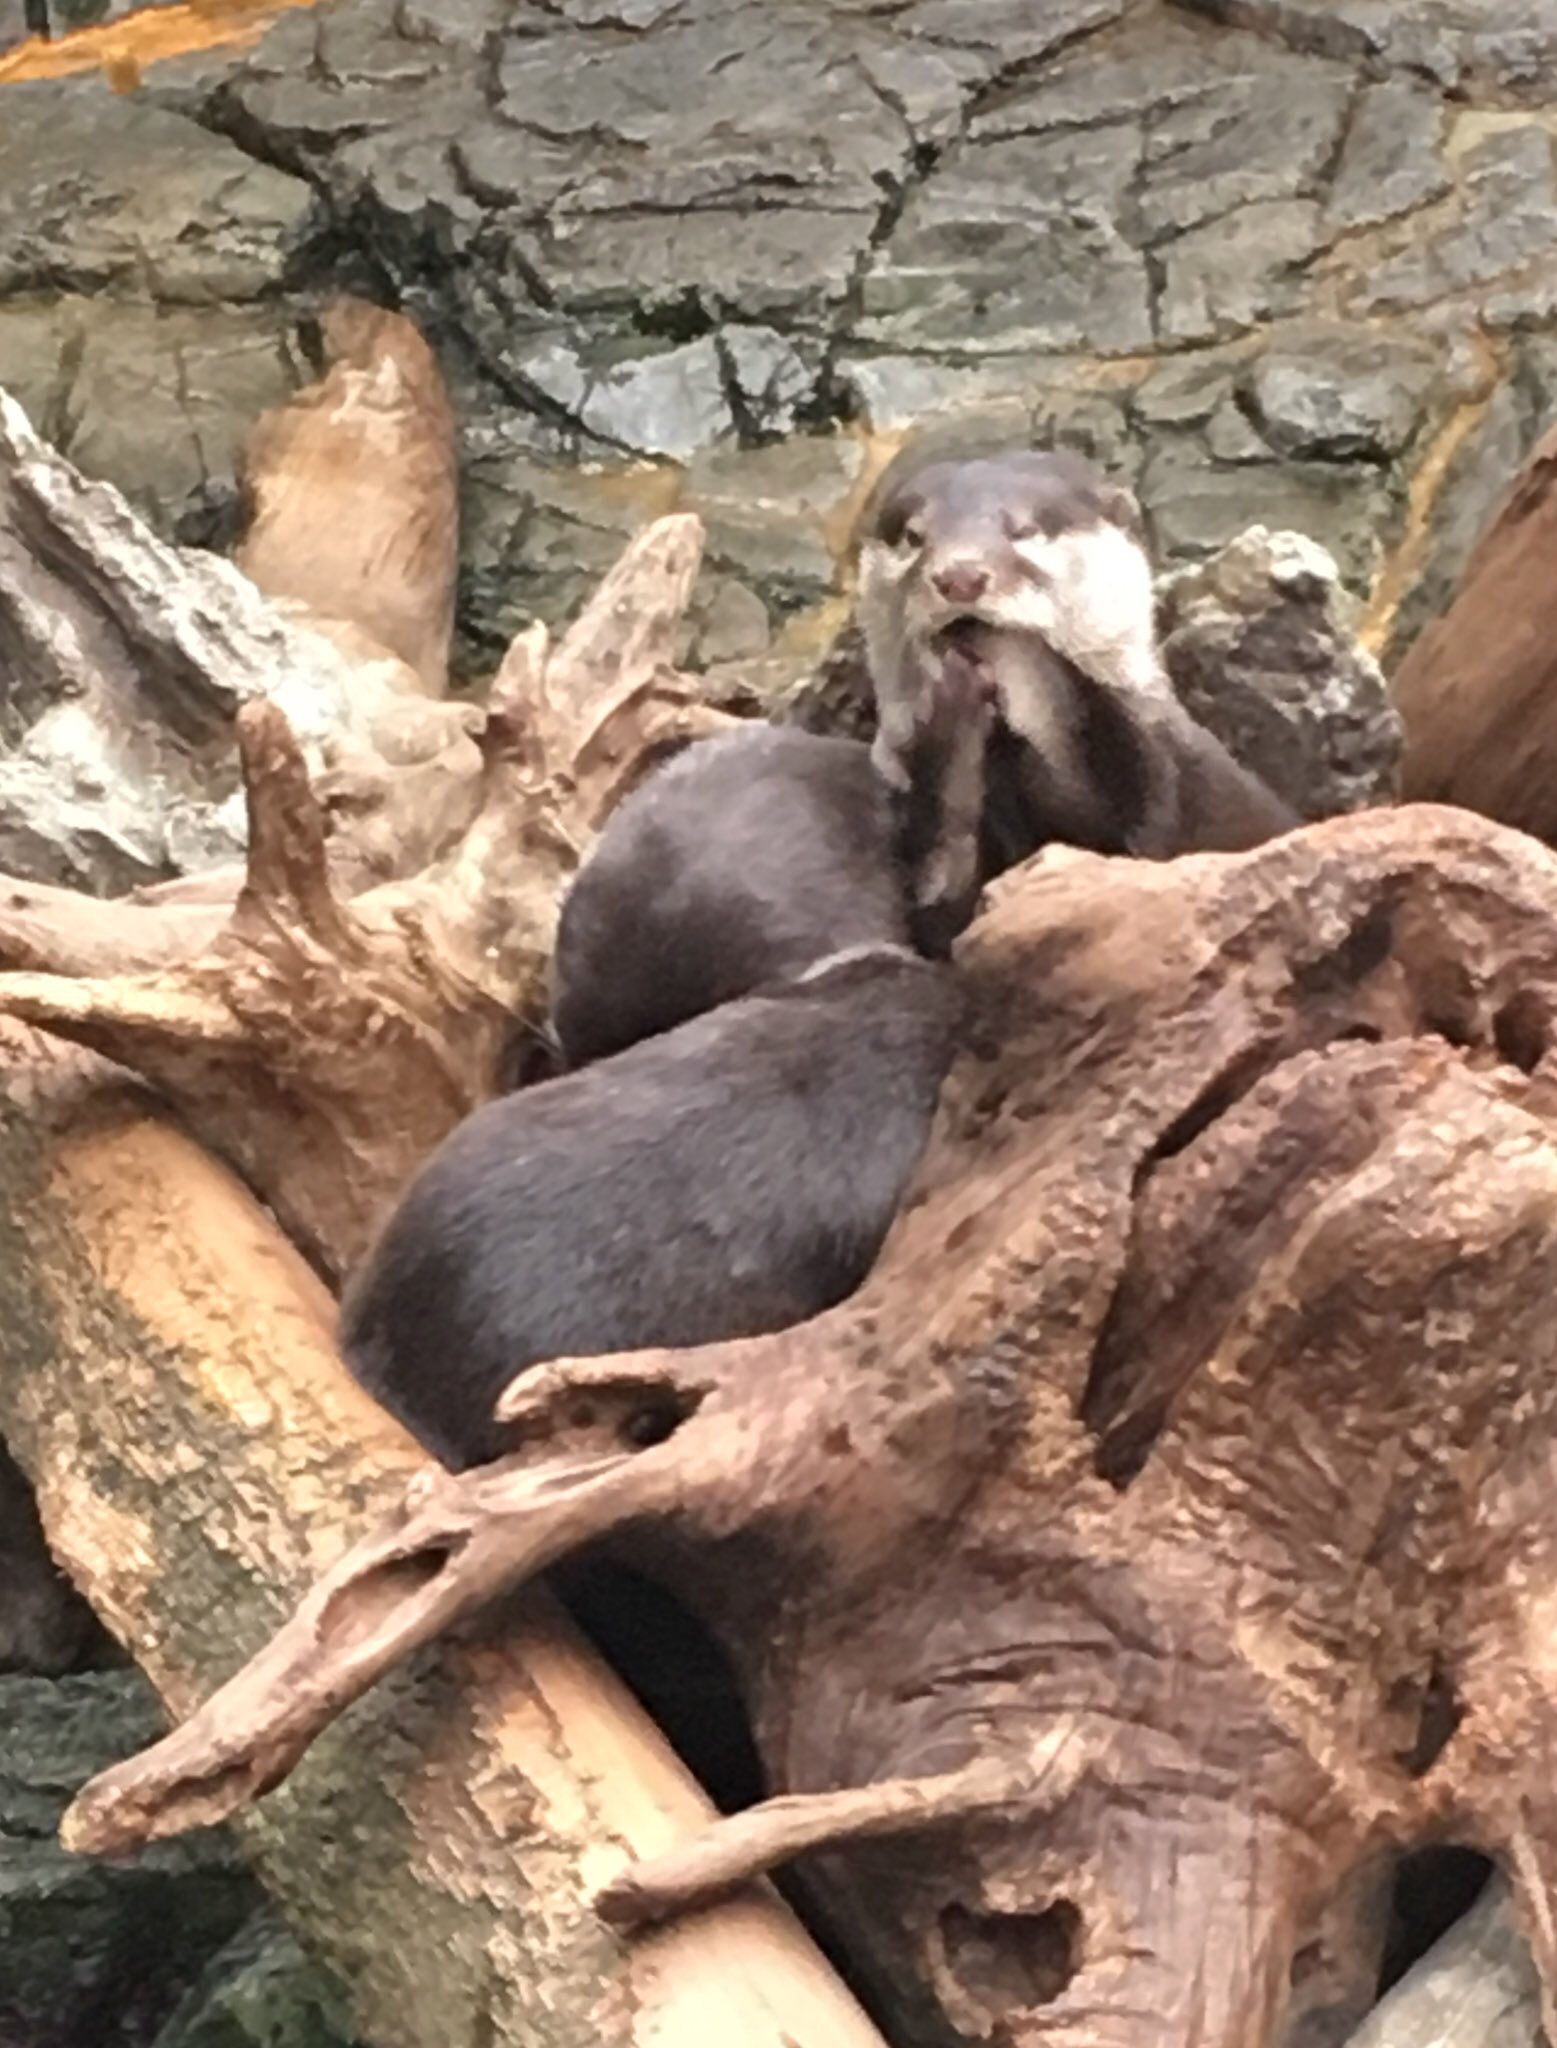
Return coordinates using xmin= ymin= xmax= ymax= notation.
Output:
xmin=931 ymin=617 xmax=993 ymax=668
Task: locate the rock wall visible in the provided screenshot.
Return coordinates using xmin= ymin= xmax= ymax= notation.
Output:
xmin=4 ymin=0 xmax=1557 ymax=695
xmin=1 ymin=1669 xmax=360 ymax=2048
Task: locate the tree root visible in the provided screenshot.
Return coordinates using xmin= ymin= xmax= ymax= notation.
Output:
xmin=58 ymin=801 xmax=1557 ymax=2048
xmin=0 ymin=513 xmax=734 ymax=1276
xmin=595 ymin=1739 xmax=1099 ymax=1929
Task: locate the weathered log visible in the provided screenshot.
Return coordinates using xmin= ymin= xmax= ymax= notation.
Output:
xmin=0 ymin=515 xmax=733 ymax=1277
xmin=0 ymin=383 xmax=428 ymax=891
xmin=0 ymin=1022 xmax=884 ymax=2048
xmin=1345 ymin=1873 xmax=1541 ymax=2047
xmin=69 ymin=801 xmax=1557 ymax=2048
xmin=1393 ymin=420 xmax=1557 ymax=841
xmin=235 ymin=297 xmax=460 ymax=694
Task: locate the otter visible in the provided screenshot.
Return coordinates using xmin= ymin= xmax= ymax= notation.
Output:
xmin=550 ymin=714 xmax=988 ymax=1065
xmin=855 ymin=443 xmax=1297 ymax=944
xmin=342 ymin=940 xmax=957 ymax=1814
xmin=339 ymin=946 xmax=958 ymax=1471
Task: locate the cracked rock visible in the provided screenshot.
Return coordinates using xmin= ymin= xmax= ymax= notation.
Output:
xmin=1176 ymin=0 xmax=1557 ymax=105
xmin=1158 ymin=199 xmax=1325 ymax=345
xmin=1159 ymin=526 xmax=1400 ymax=820
xmin=1333 ymin=125 xmax=1557 ymax=317
xmin=1139 ymin=433 xmax=1397 ymax=590
xmin=1325 ymin=79 xmax=1450 ymax=231
xmin=859 ymin=127 xmax=1152 ymax=355
xmin=0 ymin=78 xmax=311 ymax=305
xmin=1242 ymin=322 xmax=1443 ymax=460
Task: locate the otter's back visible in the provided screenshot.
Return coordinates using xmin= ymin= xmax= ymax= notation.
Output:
xmin=551 ymin=724 xmax=909 ymax=1066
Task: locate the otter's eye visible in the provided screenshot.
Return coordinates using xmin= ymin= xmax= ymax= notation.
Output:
xmin=897 ymin=518 xmax=925 ymax=552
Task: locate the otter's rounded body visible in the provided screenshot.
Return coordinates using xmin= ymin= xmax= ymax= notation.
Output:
xmin=550 ymin=723 xmax=913 ymax=1067
xmin=340 ymin=949 xmax=958 ymax=1470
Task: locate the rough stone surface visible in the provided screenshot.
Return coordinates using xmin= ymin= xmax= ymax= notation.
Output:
xmin=0 ymin=1672 xmax=357 ymax=2048
xmin=1242 ymin=324 xmax=1443 ymax=460
xmin=1139 ymin=435 xmax=1399 ymax=591
xmin=0 ymin=78 xmax=312 ymax=305
xmin=1325 ymin=80 xmax=1449 ymax=231
xmin=3 ymin=0 xmax=1557 ymax=689
xmin=1177 ymin=0 xmax=1557 ymax=104
xmin=1158 ymin=527 xmax=1401 ymax=820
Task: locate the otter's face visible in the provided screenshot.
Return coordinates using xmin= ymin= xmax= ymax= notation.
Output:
xmin=857 ymin=449 xmax=1153 ymax=678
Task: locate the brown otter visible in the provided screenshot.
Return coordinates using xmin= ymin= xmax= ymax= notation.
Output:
xmin=855 ymin=442 xmax=1297 ymax=945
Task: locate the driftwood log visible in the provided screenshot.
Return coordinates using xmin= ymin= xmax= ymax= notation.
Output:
xmin=35 ymin=792 xmax=1557 ymax=2048
xmin=0 ymin=510 xmax=729 ymax=1279
xmin=0 ymin=1023 xmax=881 ymax=2048
xmin=1393 ymin=418 xmax=1557 ymax=842
xmin=0 ymin=358 xmax=875 ymax=2048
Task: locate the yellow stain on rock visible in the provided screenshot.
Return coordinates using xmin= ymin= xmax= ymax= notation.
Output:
xmin=0 ymin=0 xmax=317 ymax=87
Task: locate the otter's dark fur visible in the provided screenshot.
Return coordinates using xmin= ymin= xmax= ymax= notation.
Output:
xmin=550 ymin=723 xmax=915 ymax=1066
xmin=340 ymin=948 xmax=958 ymax=1471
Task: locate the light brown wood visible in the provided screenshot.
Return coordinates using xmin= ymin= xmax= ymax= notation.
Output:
xmin=0 ymin=1023 xmax=884 ymax=2048
xmin=1393 ymin=421 xmax=1557 ymax=839
xmin=236 ymin=298 xmax=460 ymax=693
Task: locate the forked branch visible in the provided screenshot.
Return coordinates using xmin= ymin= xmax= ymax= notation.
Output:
xmin=0 ymin=514 xmax=734 ymax=1277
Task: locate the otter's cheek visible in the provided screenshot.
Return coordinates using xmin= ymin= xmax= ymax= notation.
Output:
xmin=1000 ymin=587 xmax=1056 ymax=636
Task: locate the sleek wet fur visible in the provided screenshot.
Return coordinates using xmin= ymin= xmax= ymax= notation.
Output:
xmin=339 ymin=948 xmax=959 ymax=1471
xmin=551 ymin=723 xmax=915 ymax=1064
xmin=856 ymin=442 xmax=1296 ymax=942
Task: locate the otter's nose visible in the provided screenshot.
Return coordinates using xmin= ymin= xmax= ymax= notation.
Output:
xmin=931 ymin=561 xmax=990 ymax=607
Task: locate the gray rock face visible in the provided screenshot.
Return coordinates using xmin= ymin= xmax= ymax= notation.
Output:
xmin=1243 ymin=324 xmax=1442 ymax=460
xmin=1325 ymin=81 xmax=1449 ymax=231
xmin=1158 ymin=528 xmax=1401 ymax=821
xmin=4 ymin=0 xmax=1557 ymax=702
xmin=0 ymin=79 xmax=311 ymax=305
xmin=1177 ymin=0 xmax=1557 ymax=103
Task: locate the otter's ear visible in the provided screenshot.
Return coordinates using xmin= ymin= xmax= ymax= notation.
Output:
xmin=1100 ymin=482 xmax=1144 ymax=539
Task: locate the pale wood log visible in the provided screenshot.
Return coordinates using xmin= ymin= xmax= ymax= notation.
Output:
xmin=0 ymin=1020 xmax=883 ymax=2048
xmin=235 ymin=298 xmax=460 ymax=695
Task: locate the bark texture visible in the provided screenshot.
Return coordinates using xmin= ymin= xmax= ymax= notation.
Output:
xmin=0 ymin=1023 xmax=883 ymax=2048
xmin=69 ymin=801 xmax=1557 ymax=2048
xmin=1393 ymin=420 xmax=1557 ymax=841
xmin=0 ymin=513 xmax=731 ymax=1278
